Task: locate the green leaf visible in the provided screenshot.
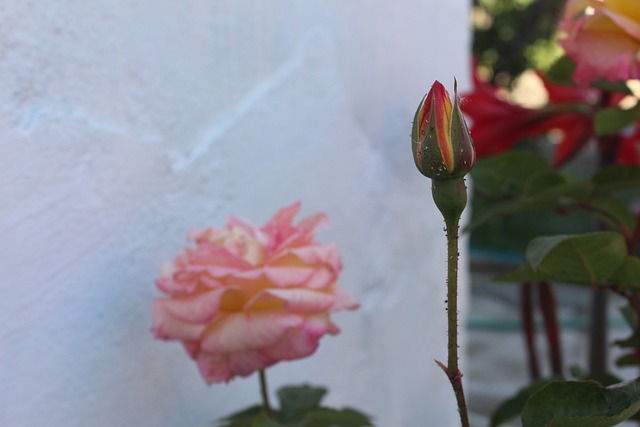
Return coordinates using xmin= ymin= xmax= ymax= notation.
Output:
xmin=544 ymin=55 xmax=576 ymax=87
xmin=590 ymin=78 xmax=633 ymax=96
xmin=495 ymin=237 xmax=640 ymax=290
xmin=525 ymin=232 xmax=627 ymax=286
xmin=496 ymin=264 xmax=546 ymax=283
xmin=491 ymin=379 xmax=557 ymax=427
xmin=472 ymin=151 xmax=552 ymax=197
xmin=521 ymin=378 xmax=640 ymax=426
xmin=521 ymin=172 xmax=565 ymax=199
xmin=594 ymin=104 xmax=640 ymax=136
xmin=614 ymin=333 xmax=640 ymax=349
xmin=296 ymin=408 xmax=373 ymax=427
xmin=608 ymin=256 xmax=640 ymax=289
xmin=616 ymin=353 xmax=640 ymax=368
xmin=217 ymin=406 xmax=267 ymax=427
xmin=251 ymin=413 xmax=282 ymax=427
xmin=277 ymin=385 xmax=327 ymax=422
xmin=589 ymin=198 xmax=636 ymax=234
xmin=593 ymin=165 xmax=640 ymax=196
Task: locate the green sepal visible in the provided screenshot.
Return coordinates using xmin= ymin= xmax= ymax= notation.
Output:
xmin=432 ymin=177 xmax=468 ymax=225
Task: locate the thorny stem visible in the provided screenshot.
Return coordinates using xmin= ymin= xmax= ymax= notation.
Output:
xmin=441 ymin=217 xmax=470 ymax=427
xmin=259 ymin=369 xmax=273 ymax=417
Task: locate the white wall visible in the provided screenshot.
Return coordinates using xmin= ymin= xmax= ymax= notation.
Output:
xmin=0 ymin=1 xmax=471 ymax=426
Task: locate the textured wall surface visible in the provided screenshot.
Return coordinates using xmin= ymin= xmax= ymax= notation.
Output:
xmin=0 ymin=1 xmax=470 ymax=426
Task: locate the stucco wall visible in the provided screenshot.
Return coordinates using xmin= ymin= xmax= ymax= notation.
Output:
xmin=1 ymin=1 xmax=471 ymax=426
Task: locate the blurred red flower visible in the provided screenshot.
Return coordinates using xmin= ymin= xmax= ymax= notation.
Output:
xmin=461 ymin=71 xmax=599 ymax=166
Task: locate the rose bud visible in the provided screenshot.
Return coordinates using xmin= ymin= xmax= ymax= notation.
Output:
xmin=411 ymin=80 xmax=475 ymax=180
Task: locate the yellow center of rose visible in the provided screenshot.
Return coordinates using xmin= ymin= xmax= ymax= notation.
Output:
xmin=219 ymin=227 xmax=265 ymax=266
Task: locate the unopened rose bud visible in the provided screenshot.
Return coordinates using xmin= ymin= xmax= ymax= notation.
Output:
xmin=412 ymin=80 xmax=476 ymax=225
xmin=412 ymin=80 xmax=475 ymax=180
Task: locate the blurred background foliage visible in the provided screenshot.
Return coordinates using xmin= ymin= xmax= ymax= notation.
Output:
xmin=469 ymin=0 xmax=593 ymax=256
xmin=472 ymin=0 xmax=568 ymax=87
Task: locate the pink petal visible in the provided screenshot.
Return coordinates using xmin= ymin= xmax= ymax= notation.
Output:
xmin=261 ymin=316 xmax=334 ymax=361
xmin=152 ymin=300 xmax=206 ymax=341
xmin=270 ymin=244 xmax=342 ymax=273
xmin=205 ymin=265 xmax=254 ymax=279
xmin=196 ymin=354 xmax=233 ymax=383
xmin=330 ymin=286 xmax=361 ymax=311
xmin=268 ymin=202 xmax=302 ymax=227
xmin=156 ymin=288 xmax=226 ymax=323
xmin=200 ymin=312 xmax=303 ymax=353
xmin=303 ymin=268 xmax=337 ymax=289
xmin=560 ymin=14 xmax=640 ymax=85
xmin=297 ymin=212 xmax=329 ymax=234
xmin=226 ymin=216 xmax=263 ymax=239
xmin=189 ymin=243 xmax=253 ymax=270
xmin=227 ymin=350 xmax=276 ymax=377
xmin=196 ymin=350 xmax=276 ymax=384
xmin=264 ymin=266 xmax=315 ymax=287
xmin=248 ymin=289 xmax=337 ymax=313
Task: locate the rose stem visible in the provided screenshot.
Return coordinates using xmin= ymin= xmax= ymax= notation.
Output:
xmin=259 ymin=369 xmax=273 ymax=416
xmin=444 ymin=216 xmax=470 ymax=427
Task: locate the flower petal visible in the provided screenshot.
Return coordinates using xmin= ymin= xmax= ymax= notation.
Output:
xmin=248 ymin=288 xmax=337 ymax=313
xmin=261 ymin=315 xmax=337 ymax=361
xmin=155 ymin=288 xmax=226 ymax=323
xmin=196 ymin=350 xmax=275 ymax=384
xmin=264 ymin=266 xmax=315 ymax=287
xmin=152 ymin=300 xmax=207 ymax=341
xmin=200 ymin=312 xmax=303 ymax=353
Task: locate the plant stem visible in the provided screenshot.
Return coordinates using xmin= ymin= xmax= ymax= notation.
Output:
xmin=259 ymin=369 xmax=272 ymax=416
xmin=539 ymin=281 xmax=563 ymax=376
xmin=520 ymin=283 xmax=540 ymax=380
xmin=443 ymin=217 xmax=470 ymax=427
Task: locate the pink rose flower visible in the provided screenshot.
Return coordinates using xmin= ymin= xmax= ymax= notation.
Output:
xmin=152 ymin=202 xmax=359 ymax=384
xmin=559 ymin=0 xmax=640 ymax=85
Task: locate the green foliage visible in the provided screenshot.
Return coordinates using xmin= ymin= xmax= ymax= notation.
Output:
xmin=592 ymin=165 xmax=640 ymax=196
xmin=473 ymin=151 xmax=640 ymax=425
xmin=469 ymin=152 xmax=640 ymax=239
xmin=496 ymin=232 xmax=640 ymax=288
xmin=217 ymin=385 xmax=373 ymax=427
xmin=521 ymin=378 xmax=640 ymax=426
xmin=490 ymin=379 xmax=558 ymax=427
xmin=595 ymin=104 xmax=640 ymax=136
xmin=544 ymin=55 xmax=576 ymax=86
xmin=473 ymin=0 xmax=567 ymax=84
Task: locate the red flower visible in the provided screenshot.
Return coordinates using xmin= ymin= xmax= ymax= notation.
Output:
xmin=618 ymin=123 xmax=640 ymax=165
xmin=461 ymin=72 xmax=598 ymax=166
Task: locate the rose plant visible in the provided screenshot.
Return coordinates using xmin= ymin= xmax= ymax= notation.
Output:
xmin=152 ymin=202 xmax=370 ymax=426
xmin=412 ymin=79 xmax=475 ymax=427
xmin=463 ymin=0 xmax=640 ymax=425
